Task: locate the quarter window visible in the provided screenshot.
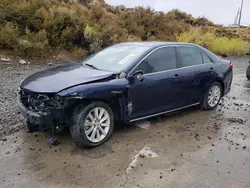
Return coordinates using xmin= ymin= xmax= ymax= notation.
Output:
xmin=178 ymin=47 xmax=203 ymax=67
xmin=202 ymin=53 xmax=213 ymax=64
xmin=134 ymin=47 xmax=177 ymax=74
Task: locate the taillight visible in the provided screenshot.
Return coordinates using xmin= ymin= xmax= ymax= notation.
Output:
xmin=230 ymin=63 xmax=234 ymax=69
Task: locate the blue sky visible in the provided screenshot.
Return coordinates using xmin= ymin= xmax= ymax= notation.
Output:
xmin=105 ymin=0 xmax=250 ymax=25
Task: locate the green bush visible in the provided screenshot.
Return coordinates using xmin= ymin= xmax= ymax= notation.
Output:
xmin=84 ymin=25 xmax=103 ymax=52
xmin=0 ymin=23 xmax=19 ymax=49
xmin=72 ymin=47 xmax=88 ymax=60
xmin=178 ymin=28 xmax=249 ymax=56
xmin=209 ymin=37 xmax=249 ymax=56
xmin=16 ymin=28 xmax=50 ymax=57
xmin=0 ymin=0 xmax=249 ymax=58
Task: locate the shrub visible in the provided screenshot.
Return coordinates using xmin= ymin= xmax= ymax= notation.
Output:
xmin=16 ymin=28 xmax=50 ymax=57
xmin=0 ymin=22 xmax=20 ymax=49
xmin=72 ymin=47 xmax=88 ymax=60
xmin=209 ymin=37 xmax=249 ymax=56
xmin=178 ymin=28 xmax=249 ymax=56
xmin=84 ymin=25 xmax=103 ymax=52
xmin=0 ymin=0 xmax=249 ymax=58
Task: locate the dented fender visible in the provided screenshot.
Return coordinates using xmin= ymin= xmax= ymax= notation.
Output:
xmin=58 ymin=78 xmax=132 ymax=121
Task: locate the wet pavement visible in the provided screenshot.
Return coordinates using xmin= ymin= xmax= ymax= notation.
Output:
xmin=0 ymin=59 xmax=250 ymax=188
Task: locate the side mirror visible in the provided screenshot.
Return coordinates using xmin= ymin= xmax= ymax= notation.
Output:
xmin=248 ymin=60 xmax=250 ymax=64
xmin=133 ymin=70 xmax=144 ymax=81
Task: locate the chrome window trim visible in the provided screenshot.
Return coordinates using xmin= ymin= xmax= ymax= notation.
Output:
xmin=128 ymin=44 xmax=214 ymax=77
xmin=177 ymin=45 xmax=213 ymax=67
xmin=142 ymin=63 xmax=211 ymax=76
xmin=177 ymin=45 xmax=214 ymax=63
xmin=129 ymin=102 xmax=200 ymax=122
xmin=128 ymin=45 xmax=176 ymax=76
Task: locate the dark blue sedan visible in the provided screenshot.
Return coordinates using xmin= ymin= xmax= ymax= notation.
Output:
xmin=18 ymin=42 xmax=233 ymax=147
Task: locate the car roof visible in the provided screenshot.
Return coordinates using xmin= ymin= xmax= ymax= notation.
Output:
xmin=115 ymin=41 xmax=199 ymax=48
xmin=114 ymin=42 xmax=219 ymax=62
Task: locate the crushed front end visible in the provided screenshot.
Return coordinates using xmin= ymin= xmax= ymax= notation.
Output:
xmin=17 ymin=89 xmax=65 ymax=132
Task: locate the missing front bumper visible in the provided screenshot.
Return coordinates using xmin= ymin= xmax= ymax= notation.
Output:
xmin=17 ymin=92 xmax=63 ymax=132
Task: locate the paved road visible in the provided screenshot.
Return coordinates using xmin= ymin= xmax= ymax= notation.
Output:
xmin=0 ymin=57 xmax=250 ymax=188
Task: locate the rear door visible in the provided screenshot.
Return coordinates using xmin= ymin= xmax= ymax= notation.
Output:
xmin=175 ymin=46 xmax=214 ymax=107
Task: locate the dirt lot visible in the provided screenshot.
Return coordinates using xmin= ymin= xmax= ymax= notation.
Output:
xmin=0 ymin=56 xmax=250 ymax=188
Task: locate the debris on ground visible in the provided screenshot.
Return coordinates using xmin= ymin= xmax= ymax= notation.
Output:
xmin=0 ymin=57 xmax=11 ymax=62
xmin=49 ymin=137 xmax=59 ymax=146
xmin=19 ymin=59 xmax=27 ymax=65
xmin=228 ymin=118 xmax=245 ymax=124
xmin=0 ymin=138 xmax=7 ymax=141
xmin=126 ymin=147 xmax=158 ymax=173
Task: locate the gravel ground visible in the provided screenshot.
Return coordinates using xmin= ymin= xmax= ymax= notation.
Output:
xmin=225 ymin=56 xmax=249 ymax=74
xmin=0 ymin=60 xmax=73 ymax=137
xmin=0 ymin=55 xmax=250 ymax=188
xmin=0 ymin=56 xmax=249 ymax=138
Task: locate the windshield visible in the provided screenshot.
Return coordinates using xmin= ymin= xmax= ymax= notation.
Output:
xmin=82 ymin=45 xmax=151 ymax=72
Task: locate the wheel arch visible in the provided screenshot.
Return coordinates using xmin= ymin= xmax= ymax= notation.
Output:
xmin=65 ymin=96 xmax=126 ymax=124
xmin=214 ymin=78 xmax=225 ymax=96
xmin=200 ymin=78 xmax=224 ymax=104
xmin=91 ymin=97 xmax=125 ymax=122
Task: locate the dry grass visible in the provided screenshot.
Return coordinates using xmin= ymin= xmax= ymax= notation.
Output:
xmin=178 ymin=28 xmax=250 ymax=56
xmin=0 ymin=0 xmax=249 ymax=58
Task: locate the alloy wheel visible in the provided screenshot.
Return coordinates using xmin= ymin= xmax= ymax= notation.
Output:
xmin=83 ymin=107 xmax=110 ymax=143
xmin=207 ymin=85 xmax=221 ymax=108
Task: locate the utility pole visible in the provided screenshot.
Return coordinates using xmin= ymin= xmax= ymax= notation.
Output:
xmin=237 ymin=0 xmax=244 ymax=33
xmin=234 ymin=8 xmax=240 ymax=25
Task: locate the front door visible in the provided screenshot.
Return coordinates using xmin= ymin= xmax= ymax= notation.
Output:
xmin=127 ymin=46 xmax=178 ymax=120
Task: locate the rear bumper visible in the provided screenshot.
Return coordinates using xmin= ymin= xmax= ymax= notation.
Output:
xmin=17 ymin=93 xmax=63 ymax=132
xmin=246 ymin=65 xmax=250 ymax=77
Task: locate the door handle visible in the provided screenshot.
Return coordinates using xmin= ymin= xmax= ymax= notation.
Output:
xmin=210 ymin=67 xmax=214 ymax=70
xmin=172 ymin=74 xmax=180 ymax=79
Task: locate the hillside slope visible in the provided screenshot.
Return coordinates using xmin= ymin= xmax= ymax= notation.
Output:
xmin=0 ymin=0 xmax=249 ymax=58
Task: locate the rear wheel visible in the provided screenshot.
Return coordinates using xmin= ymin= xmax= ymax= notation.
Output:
xmin=70 ymin=102 xmax=114 ymax=148
xmin=202 ymin=82 xmax=222 ymax=110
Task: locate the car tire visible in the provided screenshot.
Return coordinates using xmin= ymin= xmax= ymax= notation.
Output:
xmin=70 ymin=101 xmax=114 ymax=148
xmin=202 ymin=81 xmax=222 ymax=110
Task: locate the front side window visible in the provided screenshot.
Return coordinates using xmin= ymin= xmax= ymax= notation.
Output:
xmin=177 ymin=47 xmax=203 ymax=67
xmin=134 ymin=47 xmax=177 ymax=74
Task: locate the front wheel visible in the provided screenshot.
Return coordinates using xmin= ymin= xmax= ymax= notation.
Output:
xmin=201 ymin=82 xmax=222 ymax=110
xmin=70 ymin=102 xmax=114 ymax=148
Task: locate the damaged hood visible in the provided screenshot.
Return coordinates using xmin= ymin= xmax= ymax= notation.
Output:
xmin=21 ymin=63 xmax=115 ymax=93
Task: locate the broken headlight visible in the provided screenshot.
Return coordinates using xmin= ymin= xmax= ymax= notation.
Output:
xmin=28 ymin=94 xmax=50 ymax=110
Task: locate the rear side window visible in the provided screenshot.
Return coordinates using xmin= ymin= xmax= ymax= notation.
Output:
xmin=202 ymin=53 xmax=213 ymax=64
xmin=177 ymin=47 xmax=203 ymax=67
xmin=134 ymin=47 xmax=177 ymax=74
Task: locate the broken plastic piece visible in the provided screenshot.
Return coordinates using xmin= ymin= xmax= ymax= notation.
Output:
xmin=49 ymin=137 xmax=59 ymax=146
